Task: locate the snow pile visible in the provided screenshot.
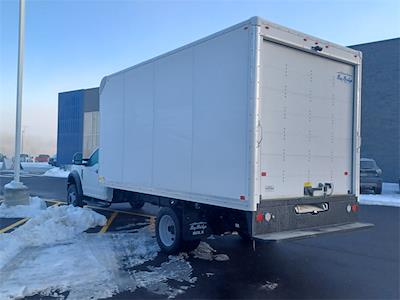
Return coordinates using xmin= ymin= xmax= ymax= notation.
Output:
xmin=42 ymin=167 xmax=70 ymax=178
xmin=0 ymin=205 xmax=106 ymax=270
xmin=0 ymin=197 xmax=46 ymax=218
xmin=191 ymin=241 xmax=230 ymax=261
xmin=359 ymin=183 xmax=400 ymax=207
xmin=0 ymin=230 xmax=159 ymax=300
xmin=21 ymin=162 xmax=50 ymax=169
xmin=0 ymin=206 xmax=198 ymax=300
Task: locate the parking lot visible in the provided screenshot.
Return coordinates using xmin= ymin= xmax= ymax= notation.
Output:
xmin=0 ymin=173 xmax=399 ymax=299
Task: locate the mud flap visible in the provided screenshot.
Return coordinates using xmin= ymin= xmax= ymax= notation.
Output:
xmin=254 ymin=222 xmax=373 ymax=241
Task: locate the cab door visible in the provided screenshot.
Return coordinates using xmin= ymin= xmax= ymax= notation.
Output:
xmin=82 ymin=149 xmax=110 ymax=200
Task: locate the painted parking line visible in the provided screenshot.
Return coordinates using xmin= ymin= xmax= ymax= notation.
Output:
xmin=45 ymin=199 xmax=64 ymax=205
xmin=0 ymin=202 xmax=61 ymax=233
xmin=99 ymin=212 xmax=118 ymax=233
xmin=0 ymin=218 xmax=28 ymax=233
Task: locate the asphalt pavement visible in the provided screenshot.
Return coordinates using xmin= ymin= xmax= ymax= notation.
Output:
xmin=0 ymin=175 xmax=399 ymax=299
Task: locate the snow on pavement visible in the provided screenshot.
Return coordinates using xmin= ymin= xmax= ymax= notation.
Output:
xmin=0 ymin=204 xmax=199 ymax=299
xmin=0 ymin=197 xmax=47 ymax=218
xmin=359 ymin=183 xmax=400 ymax=207
xmin=42 ymin=167 xmax=70 ymax=178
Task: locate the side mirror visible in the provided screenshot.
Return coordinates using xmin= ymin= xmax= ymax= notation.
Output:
xmin=377 ymin=169 xmax=382 ymax=176
xmin=72 ymin=152 xmax=83 ymax=165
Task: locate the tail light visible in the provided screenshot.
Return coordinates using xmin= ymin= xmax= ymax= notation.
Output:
xmin=256 ymin=212 xmax=264 ymax=222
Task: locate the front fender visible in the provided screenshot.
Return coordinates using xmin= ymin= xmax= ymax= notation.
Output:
xmin=67 ymin=170 xmax=83 ymax=198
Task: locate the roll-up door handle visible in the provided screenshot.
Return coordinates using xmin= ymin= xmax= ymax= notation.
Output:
xmin=257 ymin=120 xmax=263 ymax=147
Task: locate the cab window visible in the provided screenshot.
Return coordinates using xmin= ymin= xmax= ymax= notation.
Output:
xmin=86 ymin=149 xmax=99 ymax=167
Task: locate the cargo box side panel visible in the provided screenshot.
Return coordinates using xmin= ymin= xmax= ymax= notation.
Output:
xmin=259 ymin=40 xmax=355 ymax=199
xmin=191 ymin=27 xmax=251 ymax=201
xmin=99 ymin=75 xmax=124 ymax=183
xmin=100 ymin=25 xmax=253 ymax=210
xmin=122 ymin=63 xmax=155 ymax=188
xmin=152 ymin=48 xmax=193 ymax=192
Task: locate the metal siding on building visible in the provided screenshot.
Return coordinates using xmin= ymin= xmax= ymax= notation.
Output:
xmin=83 ymin=87 xmax=99 ymax=112
xmin=350 ymin=38 xmax=400 ymax=182
xmin=57 ymin=90 xmax=84 ymax=165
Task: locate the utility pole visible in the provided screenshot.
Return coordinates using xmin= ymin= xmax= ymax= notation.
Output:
xmin=4 ymin=0 xmax=30 ymax=205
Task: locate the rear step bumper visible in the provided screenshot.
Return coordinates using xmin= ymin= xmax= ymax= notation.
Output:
xmin=254 ymin=222 xmax=373 ymax=241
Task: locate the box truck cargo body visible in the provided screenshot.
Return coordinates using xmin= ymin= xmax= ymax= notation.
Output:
xmin=68 ymin=17 xmax=370 ymax=253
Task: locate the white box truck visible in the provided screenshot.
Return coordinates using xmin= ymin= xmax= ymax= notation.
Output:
xmin=67 ymin=17 xmax=371 ymax=253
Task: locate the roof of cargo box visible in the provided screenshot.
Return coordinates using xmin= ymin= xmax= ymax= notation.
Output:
xmin=100 ymin=16 xmax=361 ymax=93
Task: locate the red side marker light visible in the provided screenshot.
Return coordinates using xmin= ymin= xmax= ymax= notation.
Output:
xmin=240 ymin=195 xmax=246 ymax=201
xmin=256 ymin=212 xmax=264 ymax=222
xmin=261 ymin=171 xmax=267 ymax=176
xmin=351 ymin=204 xmax=358 ymax=212
xmin=344 ymin=171 xmax=349 ymax=176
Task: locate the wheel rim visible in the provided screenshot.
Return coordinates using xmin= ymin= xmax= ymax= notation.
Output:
xmin=159 ymin=215 xmax=176 ymax=247
xmin=68 ymin=190 xmax=76 ymax=205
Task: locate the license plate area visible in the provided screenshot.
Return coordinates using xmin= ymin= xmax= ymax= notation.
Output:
xmin=294 ymin=203 xmax=329 ymax=214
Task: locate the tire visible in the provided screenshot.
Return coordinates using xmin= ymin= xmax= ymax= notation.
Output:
xmin=182 ymin=239 xmax=201 ymax=252
xmin=375 ymin=185 xmax=382 ymax=194
xmin=67 ymin=184 xmax=83 ymax=207
xmin=156 ymin=207 xmax=182 ymax=254
xmin=238 ymin=231 xmax=252 ymax=243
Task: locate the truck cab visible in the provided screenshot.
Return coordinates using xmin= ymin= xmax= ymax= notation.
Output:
xmin=67 ymin=149 xmax=112 ymax=207
xmin=67 ymin=149 xmax=145 ymax=209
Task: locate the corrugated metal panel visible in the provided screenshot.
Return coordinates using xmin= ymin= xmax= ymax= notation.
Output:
xmin=83 ymin=111 xmax=99 ymax=158
xmin=350 ymin=38 xmax=400 ymax=182
xmin=84 ymin=87 xmax=99 ymax=112
xmin=57 ymin=90 xmax=84 ymax=165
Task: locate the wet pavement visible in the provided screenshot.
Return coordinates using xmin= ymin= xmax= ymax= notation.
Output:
xmin=0 ymin=176 xmax=399 ymax=299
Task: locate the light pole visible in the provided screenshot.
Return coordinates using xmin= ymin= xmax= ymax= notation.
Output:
xmin=4 ymin=0 xmax=30 ymax=205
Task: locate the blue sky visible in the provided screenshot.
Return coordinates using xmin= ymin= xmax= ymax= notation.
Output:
xmin=0 ymin=0 xmax=399 ymax=156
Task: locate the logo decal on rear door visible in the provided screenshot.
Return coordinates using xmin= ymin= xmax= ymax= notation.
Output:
xmin=265 ymin=185 xmax=275 ymax=192
xmin=336 ymin=72 xmax=353 ymax=84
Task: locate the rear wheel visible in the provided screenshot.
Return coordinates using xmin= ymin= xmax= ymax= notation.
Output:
xmin=156 ymin=207 xmax=182 ymax=254
xmin=67 ymin=184 xmax=83 ymax=207
xmin=238 ymin=231 xmax=252 ymax=243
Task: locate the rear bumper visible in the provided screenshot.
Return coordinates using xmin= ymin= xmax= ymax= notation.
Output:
xmin=252 ymin=195 xmax=371 ymax=239
xmin=254 ymin=222 xmax=373 ymax=241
